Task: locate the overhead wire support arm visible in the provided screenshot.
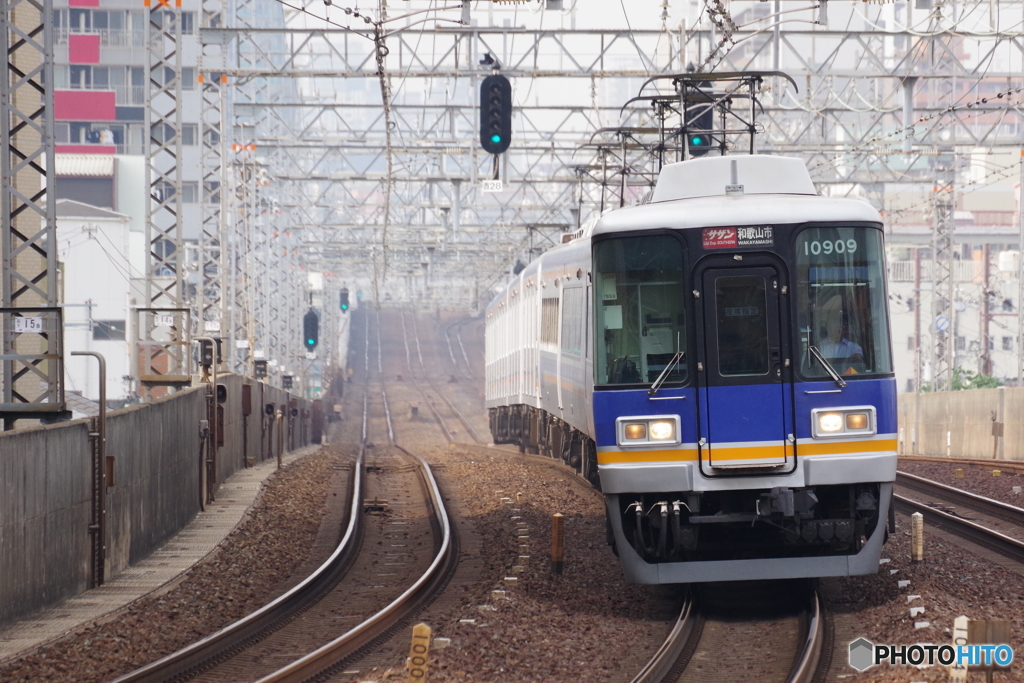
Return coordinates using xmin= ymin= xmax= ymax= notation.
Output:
xmin=612 ymin=72 xmax=786 ymax=162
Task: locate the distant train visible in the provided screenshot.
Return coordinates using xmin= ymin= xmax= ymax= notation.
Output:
xmin=485 ymin=154 xmax=896 ymax=583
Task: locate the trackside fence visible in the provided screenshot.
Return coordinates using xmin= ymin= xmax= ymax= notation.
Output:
xmin=0 ymin=377 xmax=313 ymax=627
xmin=898 ymin=387 xmax=1024 ymax=461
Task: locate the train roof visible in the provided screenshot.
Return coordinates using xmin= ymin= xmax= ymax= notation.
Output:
xmin=593 ymin=154 xmax=881 ymax=236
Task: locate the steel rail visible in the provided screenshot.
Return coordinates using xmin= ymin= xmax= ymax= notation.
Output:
xmin=253 ymin=311 xmax=455 ymax=683
xmin=424 ymin=316 xmax=483 ymax=441
xmin=894 ymin=494 xmax=1024 ymax=564
xmin=112 ymin=400 xmax=368 ymax=683
xmin=896 ymin=471 xmax=1024 ymax=529
xmin=409 ymin=311 xmax=483 ymax=444
xmin=442 ymin=320 xmax=461 ymax=374
xmin=788 ymin=591 xmax=827 ymax=683
xmin=398 ymin=310 xmax=456 ymax=442
xmin=452 ymin=318 xmax=474 ymax=376
xmin=435 ymin=390 xmax=484 ymax=444
xmin=629 ymin=594 xmax=698 ymax=683
xmin=442 ymin=316 xmax=475 ymax=381
xmin=631 ymin=589 xmax=825 ymax=683
xmin=422 ymin=374 xmax=483 ymax=445
xmin=419 ymin=384 xmax=457 ymax=443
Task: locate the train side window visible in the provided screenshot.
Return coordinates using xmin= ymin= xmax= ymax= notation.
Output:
xmin=593 ymin=235 xmax=686 ymax=385
xmin=796 ymin=226 xmax=892 ymax=378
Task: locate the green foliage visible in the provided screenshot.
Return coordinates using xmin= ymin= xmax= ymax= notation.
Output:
xmin=952 ymin=367 xmax=1004 ymax=391
xmin=918 ymin=367 xmax=1004 ymax=392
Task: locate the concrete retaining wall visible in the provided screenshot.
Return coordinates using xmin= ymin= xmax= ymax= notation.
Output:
xmin=104 ymin=387 xmax=206 ymax=572
xmin=898 ymin=387 xmax=1023 ymax=460
xmin=0 ymin=379 xmax=312 ymax=627
xmin=0 ymin=420 xmax=93 ymax=624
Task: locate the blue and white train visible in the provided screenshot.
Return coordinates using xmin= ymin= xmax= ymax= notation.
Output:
xmin=485 ymin=154 xmax=896 ymax=583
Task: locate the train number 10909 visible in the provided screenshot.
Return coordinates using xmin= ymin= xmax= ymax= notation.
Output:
xmin=804 ymin=239 xmax=858 ymax=256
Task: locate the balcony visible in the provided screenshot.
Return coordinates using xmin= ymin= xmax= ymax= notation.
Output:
xmin=58 ymin=83 xmax=145 ymax=107
xmin=55 ymin=90 xmax=116 ymax=121
xmin=55 ymin=28 xmax=148 ymax=64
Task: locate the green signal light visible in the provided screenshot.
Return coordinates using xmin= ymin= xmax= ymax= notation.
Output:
xmin=491 ymin=134 xmax=502 ymax=143
xmin=306 ymin=338 xmax=314 ymax=345
xmin=691 ymin=136 xmax=704 ymax=145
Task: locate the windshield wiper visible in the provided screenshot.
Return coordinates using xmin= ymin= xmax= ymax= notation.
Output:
xmin=808 ymin=346 xmax=846 ymax=388
xmin=648 ymin=350 xmax=685 ymax=396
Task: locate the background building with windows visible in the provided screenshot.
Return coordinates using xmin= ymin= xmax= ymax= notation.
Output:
xmin=52 ymin=0 xmax=205 ymax=238
xmin=57 ymin=197 xmax=142 ymax=404
xmin=51 ymin=0 xmax=207 ymax=409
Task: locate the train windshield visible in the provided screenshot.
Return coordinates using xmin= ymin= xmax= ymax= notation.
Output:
xmin=796 ymin=226 xmax=892 ymax=378
xmin=593 ymin=235 xmax=686 ymax=385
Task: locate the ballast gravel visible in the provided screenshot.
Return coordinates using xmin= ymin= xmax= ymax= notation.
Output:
xmin=822 ymin=515 xmax=1024 ymax=683
xmin=353 ymin=445 xmax=683 ymax=682
xmin=0 ymin=446 xmax=343 ymax=683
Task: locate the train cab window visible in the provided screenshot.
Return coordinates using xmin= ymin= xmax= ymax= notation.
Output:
xmin=715 ymin=275 xmax=769 ymax=376
xmin=796 ymin=226 xmax=892 ymax=378
xmin=593 ymin=235 xmax=686 ymax=385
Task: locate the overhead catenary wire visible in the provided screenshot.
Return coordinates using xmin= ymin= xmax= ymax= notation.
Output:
xmin=807 ymin=84 xmax=1024 ymax=177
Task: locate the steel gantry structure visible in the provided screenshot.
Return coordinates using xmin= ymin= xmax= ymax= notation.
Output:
xmin=206 ymin=1 xmax=1024 ymax=394
xmin=0 ymin=0 xmax=66 ymax=428
xmin=7 ymin=0 xmax=1024 ymax=413
xmin=137 ymin=0 xmax=190 ymax=394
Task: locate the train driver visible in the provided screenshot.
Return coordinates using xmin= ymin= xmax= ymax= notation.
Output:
xmin=817 ymin=296 xmax=864 ymax=369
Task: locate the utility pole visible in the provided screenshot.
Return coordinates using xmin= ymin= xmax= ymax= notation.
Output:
xmin=931 ymin=165 xmax=955 ymax=392
xmin=914 ymin=247 xmax=922 ymax=391
xmin=1018 ymin=149 xmax=1024 ymax=387
xmin=981 ymin=243 xmax=991 ymax=376
xmin=198 ymin=0 xmax=229 ymax=362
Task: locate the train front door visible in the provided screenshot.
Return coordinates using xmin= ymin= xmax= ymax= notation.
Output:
xmin=695 ymin=263 xmax=794 ymax=470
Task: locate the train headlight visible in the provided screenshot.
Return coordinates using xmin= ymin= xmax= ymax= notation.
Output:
xmin=846 ymin=413 xmax=869 ymax=430
xmin=818 ymin=413 xmax=843 ymax=433
xmin=649 ymin=420 xmax=676 ymax=441
xmin=811 ymin=407 xmax=876 ymax=439
xmin=616 ymin=415 xmax=681 ymax=447
xmin=623 ymin=423 xmax=647 ymax=440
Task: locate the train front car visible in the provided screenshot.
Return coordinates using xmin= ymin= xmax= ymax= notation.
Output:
xmin=596 ymin=155 xmax=896 ymax=583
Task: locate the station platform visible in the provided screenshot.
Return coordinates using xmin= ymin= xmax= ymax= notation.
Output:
xmin=0 ymin=444 xmax=320 ymax=663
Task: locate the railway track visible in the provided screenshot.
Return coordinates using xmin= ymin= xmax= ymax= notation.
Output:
xmin=894 ymin=470 xmax=1024 ymax=564
xmin=632 ymin=582 xmax=829 ymax=683
xmin=452 ymin=439 xmax=832 ymax=683
xmin=899 ymin=454 xmax=1024 ymax=476
xmin=114 ymin=310 xmax=458 ymax=683
xmin=443 ymin=315 xmax=476 ymax=381
xmin=400 ymin=310 xmax=484 ymax=445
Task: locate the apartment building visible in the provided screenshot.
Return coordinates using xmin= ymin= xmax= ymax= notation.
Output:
xmin=52 ymin=1 xmax=203 ymax=237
